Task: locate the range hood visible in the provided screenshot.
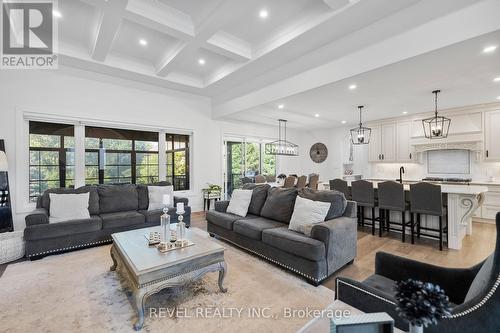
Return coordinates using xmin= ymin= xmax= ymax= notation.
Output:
xmin=412 ymin=139 xmax=483 ymax=153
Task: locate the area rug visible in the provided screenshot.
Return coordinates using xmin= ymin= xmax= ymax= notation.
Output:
xmin=0 ymin=239 xmax=334 ymax=333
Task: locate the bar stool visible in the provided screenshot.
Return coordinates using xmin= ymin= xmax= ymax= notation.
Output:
xmin=378 ymin=181 xmax=411 ymax=241
xmin=409 ymin=182 xmax=448 ymax=251
xmin=351 ymin=180 xmax=378 ymax=235
xmin=329 ymin=178 xmax=350 ymax=199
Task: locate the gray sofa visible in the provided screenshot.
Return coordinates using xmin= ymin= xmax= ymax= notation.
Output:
xmin=206 ymin=184 xmax=357 ymax=285
xmin=24 ymin=183 xmax=191 ymax=259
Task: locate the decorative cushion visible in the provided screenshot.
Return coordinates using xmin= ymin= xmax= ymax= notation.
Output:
xmin=299 ymin=187 xmax=347 ymax=220
xmin=465 ymin=254 xmax=495 ymax=302
xmin=48 ymin=193 xmax=91 ymax=223
xmin=227 ymin=189 xmax=253 ymax=217
xmin=262 ymin=227 xmax=326 ymax=261
xmin=98 ymin=185 xmax=138 ymax=214
xmin=288 ymin=196 xmax=331 ymax=235
xmin=147 ymin=185 xmax=174 ymax=211
xmin=242 ymin=183 xmax=271 ymax=215
xmin=260 ymin=187 xmax=298 ymax=224
xmin=40 ymin=186 xmax=99 ymax=215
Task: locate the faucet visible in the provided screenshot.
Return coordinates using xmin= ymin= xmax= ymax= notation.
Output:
xmin=398 ymin=166 xmax=405 ymax=184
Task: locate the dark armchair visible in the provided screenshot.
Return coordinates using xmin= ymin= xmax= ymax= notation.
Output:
xmin=336 ymin=212 xmax=500 ymax=332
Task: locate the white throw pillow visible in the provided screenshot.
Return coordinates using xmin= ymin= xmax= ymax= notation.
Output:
xmin=148 ymin=185 xmax=174 ymax=211
xmin=289 ymin=196 xmax=331 ymax=235
xmin=49 ymin=193 xmax=91 ymax=223
xmin=227 ymin=189 xmax=253 ymax=217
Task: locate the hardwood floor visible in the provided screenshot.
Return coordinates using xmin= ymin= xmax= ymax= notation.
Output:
xmin=191 ymin=212 xmax=496 ymax=291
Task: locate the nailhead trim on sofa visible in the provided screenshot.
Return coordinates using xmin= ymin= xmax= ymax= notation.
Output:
xmin=26 ymin=239 xmax=112 ymax=258
xmin=336 ymin=279 xmax=396 ymax=305
xmin=211 ymin=233 xmax=327 ymax=283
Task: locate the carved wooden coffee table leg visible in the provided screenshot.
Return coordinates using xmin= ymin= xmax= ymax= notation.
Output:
xmin=133 ymin=289 xmax=146 ymax=331
xmin=218 ymin=261 xmax=228 ymax=293
xmin=110 ymin=245 xmax=117 ymax=271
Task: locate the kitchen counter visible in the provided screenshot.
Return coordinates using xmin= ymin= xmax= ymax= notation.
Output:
xmin=363 ymin=179 xmax=488 ymax=195
xmin=365 ymin=178 xmax=500 ymax=186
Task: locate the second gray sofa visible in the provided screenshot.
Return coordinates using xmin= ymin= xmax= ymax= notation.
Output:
xmin=206 ymin=184 xmax=357 ymax=285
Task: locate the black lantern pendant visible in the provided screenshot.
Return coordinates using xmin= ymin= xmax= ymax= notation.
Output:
xmin=422 ymin=90 xmax=451 ymax=139
xmin=350 ymin=105 xmax=371 ymax=145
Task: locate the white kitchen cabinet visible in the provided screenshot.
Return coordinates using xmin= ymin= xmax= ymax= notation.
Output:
xmin=368 ymin=123 xmax=396 ymax=162
xmin=484 ymin=110 xmax=500 ymax=160
xmin=396 ymin=121 xmax=413 ymax=162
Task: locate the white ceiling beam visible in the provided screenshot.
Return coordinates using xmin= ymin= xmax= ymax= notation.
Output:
xmin=205 ymin=31 xmax=252 ymax=62
xmin=155 ymin=0 xmax=254 ymax=77
xmin=90 ymin=0 xmax=128 ymax=62
xmin=212 ymin=0 xmax=500 ymax=119
xmin=124 ymin=0 xmax=194 ymax=41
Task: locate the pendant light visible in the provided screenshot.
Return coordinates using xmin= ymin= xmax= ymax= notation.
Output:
xmin=265 ymin=119 xmax=299 ymax=156
xmin=422 ymin=90 xmax=451 ymax=139
xmin=350 ymin=105 xmax=371 ymax=145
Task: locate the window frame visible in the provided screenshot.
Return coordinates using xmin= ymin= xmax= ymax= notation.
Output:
xmin=166 ymin=134 xmax=190 ymax=191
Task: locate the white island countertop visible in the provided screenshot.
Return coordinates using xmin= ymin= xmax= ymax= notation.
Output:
xmin=360 ymin=180 xmax=488 ymax=195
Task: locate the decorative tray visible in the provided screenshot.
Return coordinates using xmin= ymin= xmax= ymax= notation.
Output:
xmin=144 ymin=233 xmax=194 ymax=252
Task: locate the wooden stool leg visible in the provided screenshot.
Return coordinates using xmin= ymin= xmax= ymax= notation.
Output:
xmin=402 ymin=211 xmax=406 ymax=243
xmin=439 ymin=216 xmax=443 ymax=251
xmin=417 ymin=213 xmax=421 ymax=238
xmin=371 ymin=207 xmax=375 ymax=235
xmin=361 ymin=207 xmax=365 ymax=227
xmin=378 ymin=209 xmax=383 ymax=237
xmin=411 ymin=213 xmax=415 ymax=244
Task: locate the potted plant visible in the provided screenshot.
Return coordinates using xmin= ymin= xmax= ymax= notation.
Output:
xmin=202 ymin=184 xmax=222 ymax=197
xmin=395 ymin=279 xmax=451 ymax=333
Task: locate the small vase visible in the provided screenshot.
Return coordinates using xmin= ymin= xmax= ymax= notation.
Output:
xmin=409 ymin=323 xmax=423 ymax=333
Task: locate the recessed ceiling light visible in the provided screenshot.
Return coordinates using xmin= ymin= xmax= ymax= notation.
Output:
xmin=278 ymin=104 xmax=284 ymax=109
xmin=402 ymin=111 xmax=408 ymax=115
xmin=198 ymin=58 xmax=206 ymax=65
xmin=52 ymin=10 xmax=62 ymax=18
xmin=259 ymin=9 xmax=269 ymax=19
xmin=483 ymin=45 xmax=497 ymax=53
xmin=139 ymin=39 xmax=148 ymax=46
xmin=494 ymin=77 xmax=500 ymax=82
xmin=314 ymin=114 xmax=320 ymax=118
xmin=349 ymin=84 xmax=357 ymax=90
xmin=341 ymin=120 xmax=347 ymax=124
xmin=497 ymin=96 xmax=500 ymax=100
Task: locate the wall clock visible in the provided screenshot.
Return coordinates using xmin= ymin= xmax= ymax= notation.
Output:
xmin=310 ymin=142 xmax=328 ymax=163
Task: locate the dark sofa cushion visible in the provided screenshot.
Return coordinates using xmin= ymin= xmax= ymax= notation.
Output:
xmin=262 ymin=227 xmax=325 ymax=261
xmin=299 ymin=188 xmax=347 ymax=220
xmin=233 ymin=217 xmax=285 ymax=240
xmin=242 ymin=183 xmax=271 ymax=215
xmin=98 ymin=185 xmax=138 ymax=214
xmin=24 ymin=216 xmax=102 ymax=241
xmin=206 ymin=211 xmax=259 ymax=231
xmin=100 ymin=211 xmax=145 ymax=229
xmin=139 ymin=206 xmax=192 ymax=224
xmin=40 ymin=186 xmax=99 ymax=215
xmin=260 ymin=187 xmax=298 ymax=224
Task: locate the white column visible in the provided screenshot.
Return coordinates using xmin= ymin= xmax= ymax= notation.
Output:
xmin=158 ymin=130 xmax=166 ymax=181
xmin=74 ymin=124 xmax=85 ymax=188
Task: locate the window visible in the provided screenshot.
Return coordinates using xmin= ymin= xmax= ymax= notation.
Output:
xmin=29 ymin=121 xmax=75 ymax=202
xmin=85 ymin=127 xmax=159 ymax=185
xmin=166 ymin=134 xmax=190 ymax=191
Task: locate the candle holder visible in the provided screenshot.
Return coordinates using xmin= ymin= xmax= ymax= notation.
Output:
xmin=177 ymin=210 xmax=186 ymax=243
xmin=160 ymin=205 xmax=171 ymax=247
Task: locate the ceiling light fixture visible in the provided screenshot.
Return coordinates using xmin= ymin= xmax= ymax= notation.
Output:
xmin=494 ymin=77 xmax=500 ymax=82
xmin=349 ymin=84 xmax=357 ymax=90
xmin=422 ymin=90 xmax=451 ymax=139
xmin=278 ymin=104 xmax=284 ymax=109
xmin=265 ymin=119 xmax=299 ymax=156
xmin=198 ymin=58 xmax=206 ymax=65
xmin=314 ymin=114 xmax=320 ymax=118
xmin=52 ymin=10 xmax=62 ymax=18
xmin=497 ymin=96 xmax=500 ymax=100
xmin=341 ymin=120 xmax=347 ymax=124
xmin=259 ymin=9 xmax=269 ymax=19
xmin=402 ymin=111 xmax=408 ymax=115
xmin=139 ymin=39 xmax=148 ymax=46
xmin=483 ymin=45 xmax=497 ymax=53
xmin=350 ymin=106 xmax=371 ymax=145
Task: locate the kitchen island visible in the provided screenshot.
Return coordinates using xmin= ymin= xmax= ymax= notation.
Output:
xmin=323 ymin=180 xmax=488 ymax=250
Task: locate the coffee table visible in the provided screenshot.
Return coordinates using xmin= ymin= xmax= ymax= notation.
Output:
xmin=109 ymin=226 xmax=227 ymax=330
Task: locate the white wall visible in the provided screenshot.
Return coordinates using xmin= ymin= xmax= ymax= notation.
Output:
xmin=0 ymin=69 xmax=300 ymax=230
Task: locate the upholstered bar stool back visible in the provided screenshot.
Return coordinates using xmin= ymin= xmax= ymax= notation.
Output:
xmin=351 ymin=180 xmax=375 ymax=207
xmin=330 ymin=179 xmax=349 ymax=198
xmin=378 ymin=181 xmax=405 ymax=211
xmin=255 ymin=175 xmax=266 ymax=184
xmin=410 ymin=182 xmax=443 ymax=216
xmin=308 ymin=174 xmax=319 ymax=190
xmin=283 ymin=176 xmax=296 ymax=188
xmin=296 ymin=175 xmax=307 ymax=189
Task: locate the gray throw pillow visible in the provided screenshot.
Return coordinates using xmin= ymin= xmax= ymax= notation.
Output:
xmin=260 ymin=187 xmax=298 ymax=224
xmin=242 ymin=183 xmax=271 ymax=215
xmin=98 ymin=184 xmax=139 ymax=214
xmin=298 ymin=188 xmax=347 ymax=220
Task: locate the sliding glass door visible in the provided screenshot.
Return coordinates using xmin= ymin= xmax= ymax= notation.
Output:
xmin=224 ymin=137 xmax=277 ymax=196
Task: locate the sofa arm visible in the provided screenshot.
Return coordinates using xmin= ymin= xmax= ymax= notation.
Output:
xmin=375 ymin=251 xmax=481 ymax=304
xmin=174 ymin=196 xmax=189 ymax=206
xmin=310 ymin=216 xmax=357 ymax=275
xmin=343 ymin=200 xmax=357 ymax=218
xmin=25 ymin=208 xmax=49 ymax=227
xmin=214 ymin=200 xmax=230 ymax=213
